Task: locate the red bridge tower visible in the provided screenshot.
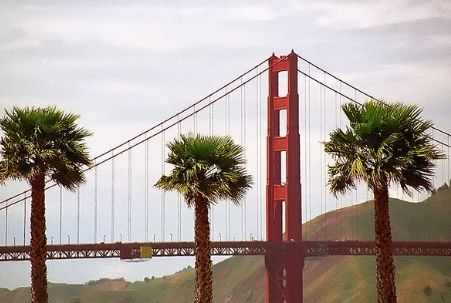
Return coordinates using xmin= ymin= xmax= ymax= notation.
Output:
xmin=266 ymin=51 xmax=304 ymax=302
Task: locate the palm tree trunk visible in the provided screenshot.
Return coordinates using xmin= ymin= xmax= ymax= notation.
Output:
xmin=30 ymin=172 xmax=48 ymax=303
xmin=194 ymin=197 xmax=213 ymax=303
xmin=373 ymin=182 xmax=397 ymax=303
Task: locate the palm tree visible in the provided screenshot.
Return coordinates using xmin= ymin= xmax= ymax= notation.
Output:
xmin=324 ymin=101 xmax=444 ymax=303
xmin=0 ymin=106 xmax=92 ymax=303
xmin=156 ymin=134 xmax=252 ymax=303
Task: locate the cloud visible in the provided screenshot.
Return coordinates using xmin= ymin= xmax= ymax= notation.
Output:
xmin=302 ymin=0 xmax=451 ymax=29
xmin=224 ymin=4 xmax=278 ymax=22
xmin=0 ymin=2 xmax=275 ymax=52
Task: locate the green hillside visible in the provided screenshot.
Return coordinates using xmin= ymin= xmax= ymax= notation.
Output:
xmin=303 ymin=188 xmax=451 ymax=242
xmin=0 ymin=261 xmax=264 ymax=303
xmin=1 ymin=189 xmax=450 ymax=302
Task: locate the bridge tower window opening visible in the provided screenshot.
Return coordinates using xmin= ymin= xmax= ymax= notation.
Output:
xmin=281 ymin=201 xmax=286 ymax=235
xmin=279 ymin=151 xmax=287 ymax=185
xmin=278 ymin=71 xmax=288 ymax=97
xmin=278 ymin=109 xmax=287 ymax=138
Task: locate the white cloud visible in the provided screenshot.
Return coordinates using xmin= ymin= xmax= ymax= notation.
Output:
xmin=299 ymin=0 xmax=451 ymax=29
xmin=179 ymin=6 xmax=208 ymax=17
xmin=225 ymin=4 xmax=278 ymax=22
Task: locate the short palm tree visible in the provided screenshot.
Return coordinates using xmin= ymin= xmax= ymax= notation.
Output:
xmin=324 ymin=101 xmax=444 ymax=303
xmin=156 ymin=134 xmax=252 ymax=303
xmin=0 ymin=106 xmax=92 ymax=303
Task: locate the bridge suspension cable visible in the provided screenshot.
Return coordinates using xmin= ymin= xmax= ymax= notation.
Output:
xmin=296 ymin=54 xmax=451 ymax=147
xmin=307 ymin=63 xmax=312 ymax=240
xmin=226 ymin=91 xmax=231 ymax=241
xmin=177 ymin=119 xmax=182 ymax=242
xmin=94 ymin=165 xmax=98 ymax=243
xmin=111 ymin=153 xmax=115 ymax=243
xmin=4 ymin=200 xmax=7 ymax=245
xmin=59 ymin=186 xmax=63 ymax=245
xmin=23 ymin=193 xmax=27 ymax=245
xmin=209 ymin=98 xmax=214 ymax=241
xmin=77 ymin=187 xmax=80 ymax=244
xmin=0 ymin=58 xmax=269 ymax=211
xmin=160 ymin=129 xmax=165 ymax=242
xmin=256 ymin=69 xmax=263 ymax=240
xmin=128 ymin=144 xmax=132 ymax=242
xmin=240 ymin=79 xmax=247 ymax=240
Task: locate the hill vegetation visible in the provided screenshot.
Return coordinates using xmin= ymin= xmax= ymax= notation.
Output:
xmin=1 ymin=188 xmax=450 ymax=302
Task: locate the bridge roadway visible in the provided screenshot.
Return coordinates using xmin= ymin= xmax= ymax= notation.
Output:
xmin=0 ymin=241 xmax=450 ymax=261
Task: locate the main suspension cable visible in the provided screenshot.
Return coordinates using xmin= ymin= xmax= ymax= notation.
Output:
xmin=296 ymin=53 xmax=451 ymax=138
xmin=0 ymin=59 xmax=270 ymax=210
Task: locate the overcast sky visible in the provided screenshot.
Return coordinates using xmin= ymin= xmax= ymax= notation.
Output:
xmin=1 ymin=0 xmax=450 ymax=289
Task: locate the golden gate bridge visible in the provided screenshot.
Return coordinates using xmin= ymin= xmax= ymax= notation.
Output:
xmin=0 ymin=51 xmax=450 ymax=302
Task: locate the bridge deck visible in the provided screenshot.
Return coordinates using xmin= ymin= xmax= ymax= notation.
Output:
xmin=0 ymin=241 xmax=450 ymax=261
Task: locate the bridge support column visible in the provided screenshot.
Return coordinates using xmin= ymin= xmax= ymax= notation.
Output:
xmin=266 ymin=51 xmax=304 ymax=303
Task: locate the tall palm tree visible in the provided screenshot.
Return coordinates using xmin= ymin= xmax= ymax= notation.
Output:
xmin=0 ymin=106 xmax=92 ymax=303
xmin=156 ymin=134 xmax=252 ymax=303
xmin=324 ymin=101 xmax=444 ymax=303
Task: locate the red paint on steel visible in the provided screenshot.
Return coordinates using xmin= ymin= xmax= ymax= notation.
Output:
xmin=266 ymin=51 xmax=303 ymax=303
